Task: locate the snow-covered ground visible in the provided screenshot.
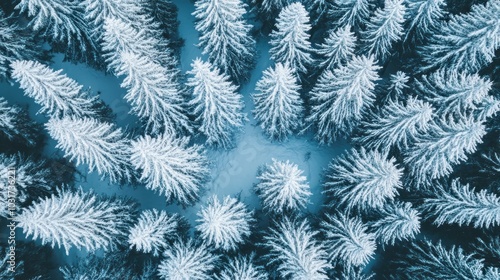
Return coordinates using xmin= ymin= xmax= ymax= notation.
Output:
xmin=0 ymin=0 xmax=349 ymax=267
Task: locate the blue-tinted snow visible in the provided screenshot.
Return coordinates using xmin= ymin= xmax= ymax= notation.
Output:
xmin=0 ymin=0 xmax=350 ymax=267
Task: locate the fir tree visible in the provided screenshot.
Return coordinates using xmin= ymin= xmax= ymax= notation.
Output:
xmin=15 ymin=0 xmax=98 ymax=64
xmin=255 ymin=159 xmax=311 ymax=213
xmin=324 ymin=148 xmax=403 ymax=211
xmin=187 ymin=58 xmax=244 ymax=148
xmin=361 ymin=0 xmax=406 ymax=61
xmin=321 ymin=213 xmax=376 ymax=267
xmin=158 ymin=240 xmax=219 ymax=280
xmin=16 ymin=189 xmax=135 ymax=255
xmin=404 ymin=0 xmax=447 ymax=42
xmin=424 ymin=180 xmax=500 ymax=229
xmin=269 ymin=3 xmax=314 ymax=74
xmin=193 ymin=0 xmax=255 ymax=81
xmin=404 ymin=116 xmax=486 ymax=186
xmin=0 ymin=97 xmax=41 ymax=147
xmin=263 ymin=217 xmax=331 ymax=280
xmin=397 ymin=240 xmax=489 ymax=279
xmin=46 ymin=116 xmax=132 ymax=184
xmin=419 ymin=0 xmax=500 ymax=72
xmin=356 ymin=97 xmax=434 ymax=152
xmin=329 ymin=0 xmax=373 ymax=29
xmin=415 ymin=70 xmax=492 ymax=117
xmin=307 ymin=55 xmax=380 ymax=144
xmin=129 ymin=134 xmax=209 ymax=205
xmin=216 ymin=254 xmax=268 ymax=280
xmin=253 ymin=63 xmax=304 ymax=140
xmin=317 ymin=25 xmax=357 ymax=70
xmin=82 ymin=0 xmax=145 ymax=34
xmin=370 ymin=202 xmax=421 ymax=246
xmin=0 ymin=11 xmax=43 ymax=79
xmin=117 ymin=51 xmax=191 ymax=135
xmin=128 ymin=209 xmax=178 ymax=256
xmin=11 ymin=60 xmax=98 ymax=118
xmin=196 ymin=195 xmax=254 ymax=251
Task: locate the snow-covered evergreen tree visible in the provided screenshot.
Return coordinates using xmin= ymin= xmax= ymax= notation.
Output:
xmin=117 ymin=51 xmax=190 ymax=135
xmin=82 ymin=0 xmax=145 ymax=33
xmin=269 ymin=3 xmax=314 ymax=74
xmin=216 ymin=254 xmax=268 ymax=280
xmin=255 ymin=159 xmax=311 ymax=213
xmin=253 ymin=63 xmax=304 ymax=140
xmin=307 ymin=55 xmax=380 ymax=144
xmin=15 ymin=0 xmax=98 ymax=64
xmin=128 ymin=209 xmax=178 ymax=256
xmin=385 ymin=71 xmax=409 ymax=100
xmin=370 ymin=202 xmax=421 ymax=246
xmin=0 ymin=97 xmax=41 ymax=147
xmin=193 ymin=0 xmax=255 ymax=80
xmin=424 ymin=180 xmax=500 ymax=229
xmin=46 ymin=117 xmax=132 ymax=183
xmin=404 ymin=116 xmax=486 ymax=186
xmin=0 ymin=11 xmax=42 ymax=79
xmin=16 ymin=188 xmax=134 ymax=255
xmin=263 ymin=217 xmax=331 ymax=280
xmin=257 ymin=0 xmax=292 ymax=15
xmin=0 ymin=153 xmax=51 ymax=218
xmin=476 ymin=95 xmax=500 ymax=122
xmin=361 ymin=0 xmax=406 ymax=61
xmin=330 ymin=0 xmax=373 ymax=29
xmin=11 ymin=60 xmax=98 ymax=118
xmin=419 ymin=0 xmax=500 ymax=72
xmin=317 ymin=25 xmax=357 ymax=70
xmin=356 ymin=97 xmax=434 ymax=152
xmin=187 ymin=58 xmax=244 ymax=148
xmin=158 ymin=240 xmax=218 ymax=280
xmin=196 ymin=195 xmax=254 ymax=251
xmin=321 ymin=213 xmax=376 ymax=267
xmin=324 ymin=148 xmax=403 ymax=211
xmin=129 ymin=134 xmax=209 ymax=205
xmin=404 ymin=0 xmax=447 ymax=41
xmin=399 ymin=240 xmax=490 ymax=279
xmin=415 ymin=70 xmax=492 ymax=117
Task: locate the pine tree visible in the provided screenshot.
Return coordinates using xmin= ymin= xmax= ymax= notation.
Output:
xmin=82 ymin=0 xmax=145 ymax=34
xmin=419 ymin=0 xmax=500 ymax=72
xmin=0 ymin=97 xmax=41 ymax=147
xmin=255 ymin=159 xmax=311 ymax=213
xmin=15 ymin=0 xmax=98 ymax=64
xmin=324 ymin=148 xmax=403 ymax=211
xmin=187 ymin=58 xmax=244 ymax=148
xmin=321 ymin=213 xmax=376 ymax=267
xmin=361 ymin=0 xmax=406 ymax=61
xmin=16 ymin=189 xmax=135 ymax=255
xmin=404 ymin=0 xmax=447 ymax=42
xmin=269 ymin=3 xmax=314 ymax=74
xmin=307 ymin=55 xmax=380 ymax=144
xmin=129 ymin=134 xmax=209 ymax=205
xmin=329 ymin=0 xmax=373 ymax=29
xmin=370 ymin=202 xmax=421 ymax=246
xmin=117 ymin=51 xmax=190 ymax=135
xmin=415 ymin=70 xmax=492 ymax=117
xmin=263 ymin=217 xmax=331 ymax=280
xmin=404 ymin=116 xmax=486 ymax=186
xmin=424 ymin=180 xmax=500 ymax=229
xmin=193 ymin=0 xmax=255 ymax=80
xmin=158 ymin=240 xmax=219 ymax=280
xmin=397 ymin=240 xmax=488 ymax=279
xmin=317 ymin=25 xmax=357 ymax=70
xmin=196 ymin=195 xmax=254 ymax=251
xmin=216 ymin=254 xmax=268 ymax=280
xmin=46 ymin=117 xmax=132 ymax=183
xmin=0 ymin=11 xmax=42 ymax=79
xmin=0 ymin=153 xmax=51 ymax=218
xmin=253 ymin=63 xmax=304 ymax=140
xmin=356 ymin=97 xmax=434 ymax=152
xmin=128 ymin=209 xmax=178 ymax=256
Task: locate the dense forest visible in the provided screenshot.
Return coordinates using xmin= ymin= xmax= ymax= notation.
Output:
xmin=0 ymin=0 xmax=499 ymax=279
